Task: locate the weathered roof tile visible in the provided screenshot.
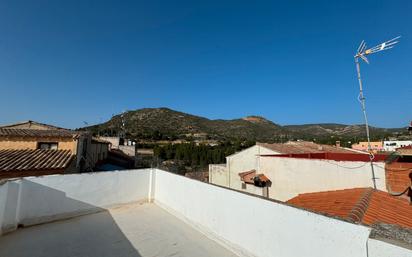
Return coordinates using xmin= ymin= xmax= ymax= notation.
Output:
xmin=0 ymin=149 xmax=74 ymax=172
xmin=287 ymin=187 xmax=412 ymax=229
xmin=0 ymin=128 xmax=80 ymax=138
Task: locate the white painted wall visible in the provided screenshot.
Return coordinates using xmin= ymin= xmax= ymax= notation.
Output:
xmin=211 ymin=145 xmax=387 ymax=201
xmin=368 ymin=238 xmax=412 ymax=257
xmin=208 ymin=164 xmax=227 ymax=186
xmin=227 ymin=145 xmax=279 ymax=189
xmin=155 ymin=170 xmax=372 ymax=257
xmin=243 ymin=182 xmax=266 ymax=196
xmin=259 ymin=157 xmax=386 ymax=201
xmin=0 ymin=169 xmax=152 ymax=234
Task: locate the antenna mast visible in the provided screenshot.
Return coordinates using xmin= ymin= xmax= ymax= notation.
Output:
xmin=354 ymin=36 xmax=400 ymax=189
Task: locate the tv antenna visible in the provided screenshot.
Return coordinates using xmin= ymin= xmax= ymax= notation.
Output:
xmin=354 ymin=36 xmax=400 ymax=188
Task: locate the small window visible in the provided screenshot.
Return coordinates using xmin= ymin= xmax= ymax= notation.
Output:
xmin=241 ymin=183 xmax=247 ymax=189
xmin=38 ymin=142 xmax=58 ymax=150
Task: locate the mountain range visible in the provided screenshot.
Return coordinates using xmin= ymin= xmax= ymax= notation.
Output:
xmin=84 ymin=108 xmax=407 ymax=143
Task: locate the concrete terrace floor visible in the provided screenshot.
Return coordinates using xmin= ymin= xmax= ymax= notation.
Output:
xmin=0 ymin=203 xmax=239 ymax=257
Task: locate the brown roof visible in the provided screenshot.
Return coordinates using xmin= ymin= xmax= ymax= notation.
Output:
xmin=0 ymin=128 xmax=80 ymax=139
xmin=239 ymin=170 xmax=257 ymax=184
xmin=0 ymin=149 xmax=74 ymax=172
xmin=287 ymin=188 xmax=412 ymax=229
xmin=257 ymin=141 xmax=360 ymax=154
xmin=239 ymin=169 xmax=271 ymax=184
xmin=0 ymin=120 xmax=68 ymax=130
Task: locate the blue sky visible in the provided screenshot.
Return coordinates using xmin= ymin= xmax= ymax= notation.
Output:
xmin=0 ymin=1 xmax=411 ymax=129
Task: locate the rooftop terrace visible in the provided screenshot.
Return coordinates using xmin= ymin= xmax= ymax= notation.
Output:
xmin=0 ymin=203 xmax=237 ymax=257
xmin=0 ymin=169 xmax=411 ymax=257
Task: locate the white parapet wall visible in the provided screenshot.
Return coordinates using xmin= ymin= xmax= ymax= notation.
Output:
xmin=368 ymin=238 xmax=412 ymax=257
xmin=0 ymin=169 xmax=152 ymax=234
xmin=154 ymin=169 xmax=372 ymax=257
xmin=0 ymin=168 xmax=411 ymax=257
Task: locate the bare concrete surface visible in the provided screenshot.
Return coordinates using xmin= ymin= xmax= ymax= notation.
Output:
xmin=0 ymin=203 xmax=238 ymax=257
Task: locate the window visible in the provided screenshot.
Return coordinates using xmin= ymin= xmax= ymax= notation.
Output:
xmin=241 ymin=183 xmax=247 ymax=189
xmin=38 ymin=142 xmax=58 ymax=150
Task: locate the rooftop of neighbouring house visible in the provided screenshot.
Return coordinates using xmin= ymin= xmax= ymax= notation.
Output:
xmin=261 ymin=152 xmax=389 ymax=162
xmin=0 ymin=149 xmax=74 ymax=173
xmin=287 ymin=187 xmax=412 ymax=230
xmin=0 ymin=121 xmax=85 ymax=139
xmin=0 ymin=203 xmax=237 ymax=257
xmin=257 ymin=141 xmax=362 ymax=155
xmin=0 ymin=128 xmax=81 ymax=139
xmin=0 ymin=120 xmax=68 ymax=130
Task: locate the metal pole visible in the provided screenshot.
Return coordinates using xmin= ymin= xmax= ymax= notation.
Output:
xmin=355 ymin=57 xmax=377 ymax=189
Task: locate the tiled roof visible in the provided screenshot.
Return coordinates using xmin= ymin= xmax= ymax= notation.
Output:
xmin=257 ymin=141 xmax=360 ymax=154
xmin=0 ymin=120 xmax=68 ymax=130
xmin=0 ymin=128 xmax=80 ymax=138
xmin=262 ymin=152 xmax=388 ymax=162
xmin=239 ymin=170 xmax=271 ymax=184
xmin=239 ymin=170 xmax=257 ymax=184
xmin=287 ymin=188 xmax=412 ymax=229
xmin=0 ymin=149 xmax=74 ymax=172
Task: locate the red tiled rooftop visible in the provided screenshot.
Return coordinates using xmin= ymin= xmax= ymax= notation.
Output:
xmin=287 ymin=188 xmax=412 ymax=229
xmin=239 ymin=170 xmax=270 ymax=184
xmin=261 ymin=152 xmax=388 ymax=162
xmin=257 ymin=141 xmax=360 ymax=154
xmin=239 ymin=170 xmax=257 ymax=184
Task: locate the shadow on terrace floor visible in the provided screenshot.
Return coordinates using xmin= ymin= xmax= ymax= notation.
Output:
xmin=0 ymin=179 xmax=238 ymax=257
xmin=0 ymin=179 xmax=142 ymax=257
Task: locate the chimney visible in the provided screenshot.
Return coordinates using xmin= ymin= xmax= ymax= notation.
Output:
xmin=336 ymin=141 xmax=341 ymax=148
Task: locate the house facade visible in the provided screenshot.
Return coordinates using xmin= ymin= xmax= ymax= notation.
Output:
xmin=0 ymin=121 xmax=109 ymax=178
xmin=207 ymin=141 xmax=411 ymax=201
xmin=209 ymin=144 xmax=278 ymax=191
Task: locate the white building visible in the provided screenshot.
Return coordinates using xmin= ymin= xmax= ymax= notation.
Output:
xmin=209 ymin=141 xmax=375 ymax=201
xmin=258 ymin=154 xmax=386 ymax=201
xmin=209 ymin=144 xmax=279 ymax=194
xmin=383 ymin=140 xmax=412 ymax=152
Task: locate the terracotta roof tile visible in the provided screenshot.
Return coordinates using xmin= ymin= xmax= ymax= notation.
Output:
xmin=239 ymin=170 xmax=257 ymax=184
xmin=0 ymin=149 xmax=74 ymax=172
xmin=238 ymin=170 xmax=271 ymax=185
xmin=0 ymin=120 xmax=68 ymax=130
xmin=257 ymin=141 xmax=359 ymax=154
xmin=0 ymin=128 xmax=81 ymax=138
xmin=287 ymin=188 xmax=412 ymax=229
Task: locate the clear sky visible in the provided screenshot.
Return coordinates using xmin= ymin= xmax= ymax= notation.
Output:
xmin=0 ymin=0 xmax=411 ymax=129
